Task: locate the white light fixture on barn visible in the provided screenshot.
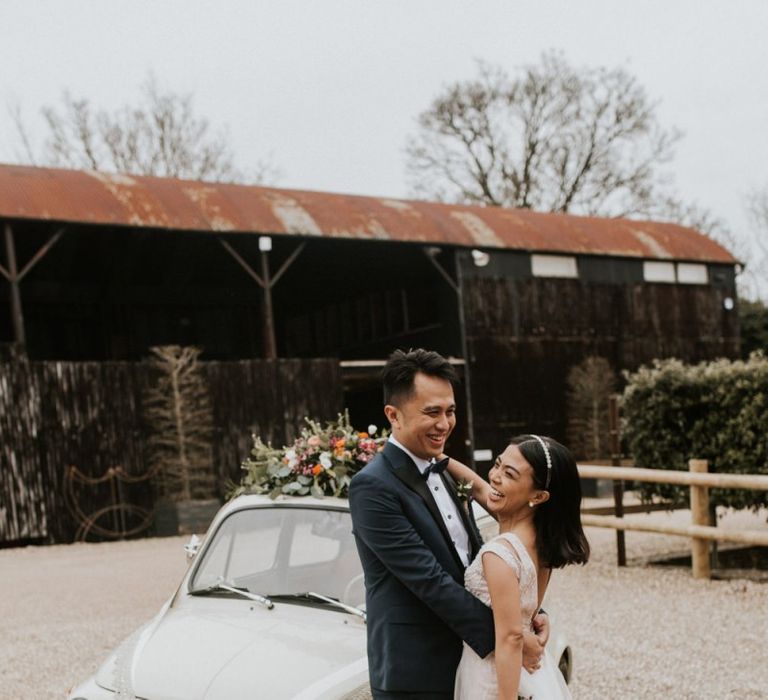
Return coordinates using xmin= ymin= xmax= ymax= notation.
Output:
xmin=471 ymin=249 xmax=490 ymax=267
xmin=723 ymin=297 xmax=735 ymax=311
xmin=258 ymin=236 xmax=272 ymax=252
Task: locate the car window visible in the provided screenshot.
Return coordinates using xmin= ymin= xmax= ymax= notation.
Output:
xmin=192 ymin=508 xmax=282 ymax=590
xmin=289 ymin=518 xmax=342 ymax=566
xmin=190 ymin=506 xmax=363 ymax=603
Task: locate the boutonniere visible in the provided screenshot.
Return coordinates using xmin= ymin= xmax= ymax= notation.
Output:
xmin=455 ymin=478 xmax=474 ymax=506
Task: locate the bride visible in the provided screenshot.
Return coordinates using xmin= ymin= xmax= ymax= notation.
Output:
xmin=446 ymin=434 xmax=590 ymax=700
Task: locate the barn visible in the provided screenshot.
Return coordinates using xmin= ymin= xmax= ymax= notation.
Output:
xmin=0 ymin=164 xmax=739 ymax=543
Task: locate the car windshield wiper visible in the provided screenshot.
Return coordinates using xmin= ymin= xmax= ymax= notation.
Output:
xmin=189 ymin=579 xmax=274 ymax=610
xmin=268 ymin=591 xmax=366 ymax=622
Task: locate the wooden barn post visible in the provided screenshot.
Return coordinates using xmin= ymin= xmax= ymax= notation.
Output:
xmin=454 ymin=250 xmax=476 ymax=467
xmin=422 ymin=246 xmax=476 ymax=467
xmin=2 ymin=222 xmax=25 ymax=347
xmin=1 ymin=222 xmax=65 ymax=349
xmin=218 ymin=236 xmax=305 ymax=360
xmin=258 ymin=237 xmax=277 ymax=359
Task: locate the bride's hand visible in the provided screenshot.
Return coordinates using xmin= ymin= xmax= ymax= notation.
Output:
xmin=442 ymin=453 xmax=492 ymax=511
xmin=521 ymin=629 xmax=544 ymax=673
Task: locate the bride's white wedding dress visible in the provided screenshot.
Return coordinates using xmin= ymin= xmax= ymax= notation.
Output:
xmin=454 ymin=532 xmax=571 ymax=700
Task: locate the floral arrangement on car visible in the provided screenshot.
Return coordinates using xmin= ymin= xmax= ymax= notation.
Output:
xmin=233 ymin=412 xmax=388 ymax=499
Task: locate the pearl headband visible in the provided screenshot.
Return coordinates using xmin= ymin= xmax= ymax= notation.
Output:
xmin=529 ymin=434 xmax=552 ymax=490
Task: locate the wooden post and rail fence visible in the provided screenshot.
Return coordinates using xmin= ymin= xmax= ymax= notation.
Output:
xmin=576 ymin=460 xmax=768 ymax=579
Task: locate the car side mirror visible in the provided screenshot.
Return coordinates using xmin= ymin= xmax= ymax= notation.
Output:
xmin=184 ymin=533 xmax=201 ymax=562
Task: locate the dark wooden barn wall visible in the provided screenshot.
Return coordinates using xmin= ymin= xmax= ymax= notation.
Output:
xmin=0 ymin=356 xmax=342 ymax=544
xmin=463 ymin=275 xmax=739 ymax=458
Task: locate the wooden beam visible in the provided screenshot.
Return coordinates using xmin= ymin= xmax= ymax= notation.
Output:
xmin=423 ymin=248 xmax=459 ymax=293
xmin=219 ymin=239 xmax=265 ymax=288
xmin=16 ymin=227 xmax=65 ymax=282
xmin=580 ymin=513 xmax=768 ymax=547
xmin=270 ymin=241 xmax=306 ymax=287
xmin=578 ymin=464 xmax=768 ymax=491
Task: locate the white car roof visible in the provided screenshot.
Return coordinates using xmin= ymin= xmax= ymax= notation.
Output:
xmin=216 ymin=493 xmax=351 ymax=520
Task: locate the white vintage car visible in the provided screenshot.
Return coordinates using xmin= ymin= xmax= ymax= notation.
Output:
xmin=68 ymin=494 xmax=572 ymax=700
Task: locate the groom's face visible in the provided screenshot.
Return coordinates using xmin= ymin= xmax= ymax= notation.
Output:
xmin=385 ymin=372 xmax=456 ymax=460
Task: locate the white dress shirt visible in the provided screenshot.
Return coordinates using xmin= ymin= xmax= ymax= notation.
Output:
xmin=389 ymin=436 xmax=471 ymax=567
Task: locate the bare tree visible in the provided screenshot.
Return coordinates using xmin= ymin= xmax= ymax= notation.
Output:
xmin=406 ymin=52 xmax=680 ymax=218
xmin=654 ymin=196 xmax=738 ymax=250
xmin=11 ymin=75 xmax=277 ymax=183
xmin=566 ymin=356 xmax=616 ymax=461
xmin=743 ymin=186 xmax=768 ymax=301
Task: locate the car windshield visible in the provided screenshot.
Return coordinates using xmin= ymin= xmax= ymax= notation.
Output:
xmin=190 ymin=505 xmax=364 ymax=607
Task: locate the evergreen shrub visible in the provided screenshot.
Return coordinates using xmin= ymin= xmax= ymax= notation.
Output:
xmin=621 ymin=353 xmax=768 ymax=512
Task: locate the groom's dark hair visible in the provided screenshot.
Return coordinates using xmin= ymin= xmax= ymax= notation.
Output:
xmin=382 ymin=348 xmax=459 ymax=406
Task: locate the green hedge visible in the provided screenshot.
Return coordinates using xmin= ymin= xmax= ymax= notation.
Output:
xmin=621 ymin=353 xmax=768 ymax=511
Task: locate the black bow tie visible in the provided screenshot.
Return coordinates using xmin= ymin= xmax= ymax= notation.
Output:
xmin=422 ymin=457 xmax=449 ymax=479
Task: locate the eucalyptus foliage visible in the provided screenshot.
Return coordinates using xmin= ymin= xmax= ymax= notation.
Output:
xmin=621 ymin=353 xmax=768 ymax=511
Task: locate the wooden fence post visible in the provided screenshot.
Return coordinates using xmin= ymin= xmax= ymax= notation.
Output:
xmin=689 ymin=459 xmax=711 ymax=579
xmin=608 ymin=395 xmax=626 ymax=566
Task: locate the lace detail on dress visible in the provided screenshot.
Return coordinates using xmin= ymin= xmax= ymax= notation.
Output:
xmin=464 ymin=532 xmax=539 ymax=627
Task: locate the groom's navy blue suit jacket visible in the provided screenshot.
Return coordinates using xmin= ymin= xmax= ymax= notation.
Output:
xmin=349 ymin=441 xmax=495 ymax=695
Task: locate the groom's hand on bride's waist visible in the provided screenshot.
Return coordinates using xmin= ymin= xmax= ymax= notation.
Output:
xmin=531 ymin=611 xmax=550 ymax=645
xmin=522 ymin=612 xmax=549 ymax=672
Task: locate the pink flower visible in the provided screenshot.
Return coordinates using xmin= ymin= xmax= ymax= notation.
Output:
xmin=308 ymin=436 xmax=321 ymax=447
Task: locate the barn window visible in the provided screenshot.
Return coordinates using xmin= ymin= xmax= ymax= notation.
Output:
xmin=531 ymin=254 xmax=578 ymax=278
xmin=676 ymin=263 xmax=708 ymax=284
xmin=643 ymin=261 xmax=676 ymax=283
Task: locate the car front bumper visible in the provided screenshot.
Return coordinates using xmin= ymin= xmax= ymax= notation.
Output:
xmin=67 ymin=677 xmax=118 ymax=700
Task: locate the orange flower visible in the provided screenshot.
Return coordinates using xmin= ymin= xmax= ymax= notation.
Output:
xmin=312 ymin=464 xmax=323 ymax=476
xmin=358 ymin=432 xmax=369 ymax=439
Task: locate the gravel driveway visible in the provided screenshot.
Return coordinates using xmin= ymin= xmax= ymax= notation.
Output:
xmin=1 ymin=505 xmax=766 ymax=699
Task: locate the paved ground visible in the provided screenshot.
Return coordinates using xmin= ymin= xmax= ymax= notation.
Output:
xmin=1 ymin=504 xmax=766 ymax=699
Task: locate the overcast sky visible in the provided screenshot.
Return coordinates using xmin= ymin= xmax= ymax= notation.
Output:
xmin=1 ymin=0 xmax=767 ymax=295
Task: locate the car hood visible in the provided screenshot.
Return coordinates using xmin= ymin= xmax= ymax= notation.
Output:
xmin=96 ymin=596 xmax=367 ymax=700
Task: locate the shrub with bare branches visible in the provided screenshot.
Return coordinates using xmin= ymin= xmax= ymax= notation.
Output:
xmin=143 ymin=345 xmax=215 ymax=501
xmin=566 ymin=356 xmax=616 ymax=461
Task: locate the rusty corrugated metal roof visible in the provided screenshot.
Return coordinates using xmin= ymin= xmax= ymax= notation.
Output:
xmin=0 ymin=164 xmax=737 ymax=263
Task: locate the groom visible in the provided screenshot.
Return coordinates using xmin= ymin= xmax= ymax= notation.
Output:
xmin=349 ymin=348 xmax=547 ymax=698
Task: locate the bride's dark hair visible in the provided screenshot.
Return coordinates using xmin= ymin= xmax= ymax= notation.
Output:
xmin=510 ymin=434 xmax=590 ymax=569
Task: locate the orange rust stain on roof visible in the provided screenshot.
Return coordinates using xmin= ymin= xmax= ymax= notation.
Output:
xmin=0 ymin=164 xmax=736 ymax=264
